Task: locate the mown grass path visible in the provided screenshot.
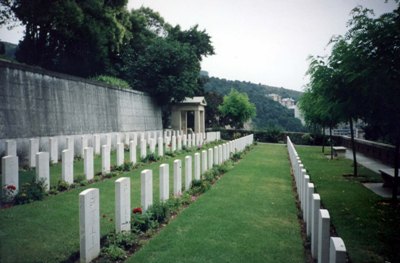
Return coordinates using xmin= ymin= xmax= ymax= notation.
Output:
xmin=127 ymin=144 xmax=304 ymax=263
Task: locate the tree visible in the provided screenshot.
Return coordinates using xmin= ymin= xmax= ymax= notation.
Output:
xmin=218 ymin=89 xmax=256 ymax=129
xmin=1 ymin=0 xmax=131 ymax=77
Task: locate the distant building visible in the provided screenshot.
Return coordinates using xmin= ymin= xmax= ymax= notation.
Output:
xmin=281 ymin=98 xmax=295 ymax=108
xmin=267 ymin=93 xmax=282 ymax=103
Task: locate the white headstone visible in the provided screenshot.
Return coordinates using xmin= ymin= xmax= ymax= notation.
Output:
xmin=218 ymin=145 xmax=223 ymax=164
xmin=159 ymin=164 xmax=169 ymax=202
xmin=194 ymin=153 xmax=201 ymax=180
xmin=329 ymin=237 xmax=346 ymax=263
xmin=141 ymin=169 xmax=153 ymax=212
xmin=124 ymin=133 xmax=130 ymax=146
xmin=1 ymin=155 xmax=19 ymax=192
xmin=36 ymin=152 xmax=50 ymax=191
xmin=5 ymin=140 xmax=16 ymax=156
xmin=171 ymin=136 xmax=176 ymax=152
xmin=149 ymin=139 xmax=156 ymax=154
xmin=318 ymin=209 xmax=330 ymax=263
xmin=81 ymin=136 xmax=88 ymax=157
xmin=116 ymin=133 xmax=121 ymax=147
xmin=201 ymin=150 xmax=207 ymax=174
xmin=208 ymin=148 xmax=213 ymax=169
xmin=311 ymin=193 xmax=321 ymax=258
xmin=185 ymin=156 xmax=192 ymax=191
xmin=29 ymin=138 xmax=39 ymax=168
xmin=158 ymin=137 xmax=163 ymax=157
xmin=49 ymin=137 xmax=58 ymax=164
xmin=140 ymin=139 xmax=147 ymax=159
xmin=106 ymin=134 xmax=111 ymax=148
xmin=173 ymin=160 xmax=182 ymax=196
xmin=177 ymin=135 xmax=182 ymax=151
xmin=101 ymin=145 xmax=110 ymax=175
xmin=192 ymin=133 xmax=196 ymax=147
xmin=115 ymin=177 xmax=131 ymax=233
xmin=84 ymin=147 xmax=94 ymax=180
xmin=129 ymin=141 xmax=137 ymax=164
xmin=94 ymin=134 xmax=101 ymax=155
xmin=66 ymin=136 xmax=74 ymax=159
xmin=187 ymin=134 xmax=192 ymax=148
xmin=62 ymin=149 xmax=73 ymax=184
xmin=116 ymin=143 xmax=124 ymax=166
xmin=303 ymin=175 xmax=310 ymax=218
xmin=182 ymin=134 xmax=187 ymax=147
xmin=306 ymin=183 xmax=315 ymax=236
xmin=214 ymin=146 xmax=218 ymax=165
xmin=79 ymin=188 xmax=100 ymax=263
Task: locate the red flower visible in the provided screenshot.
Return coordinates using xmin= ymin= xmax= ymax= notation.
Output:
xmin=6 ymin=185 xmax=16 ymax=191
xmin=132 ymin=207 xmax=142 ymax=214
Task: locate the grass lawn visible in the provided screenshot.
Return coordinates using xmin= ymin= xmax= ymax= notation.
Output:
xmin=127 ymin=143 xmax=305 ymax=263
xmin=0 ymin=144 xmax=218 ymax=263
xmin=296 ymin=145 xmax=400 ymax=263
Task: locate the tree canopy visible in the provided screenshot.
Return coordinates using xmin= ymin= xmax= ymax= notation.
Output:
xmin=218 ymin=89 xmax=256 ymax=129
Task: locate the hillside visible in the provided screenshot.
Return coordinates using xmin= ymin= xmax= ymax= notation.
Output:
xmin=203 ymin=77 xmax=304 ymax=132
xmin=0 ymin=41 xmax=17 ymax=60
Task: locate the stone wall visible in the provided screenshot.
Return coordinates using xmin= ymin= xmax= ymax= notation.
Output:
xmin=0 ymin=60 xmax=162 ymax=163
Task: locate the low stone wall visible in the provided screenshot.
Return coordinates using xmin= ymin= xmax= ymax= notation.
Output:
xmin=0 ymin=59 xmax=163 ymax=165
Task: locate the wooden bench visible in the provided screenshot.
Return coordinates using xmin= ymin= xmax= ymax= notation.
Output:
xmin=332 ymin=146 xmax=346 ymax=157
xmin=379 ymin=169 xmax=400 ymax=188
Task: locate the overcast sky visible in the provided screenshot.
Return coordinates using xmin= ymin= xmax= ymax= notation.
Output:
xmin=0 ymin=0 xmax=397 ymax=91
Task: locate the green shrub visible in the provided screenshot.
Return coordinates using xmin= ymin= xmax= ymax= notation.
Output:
xmin=180 ymin=192 xmax=193 ymax=206
xmin=131 ymin=212 xmax=159 ymax=233
xmin=74 ymin=174 xmax=85 ymax=184
xmin=14 ymin=178 xmax=47 ymax=204
xmin=189 ymin=179 xmax=211 ymax=195
xmin=93 ymin=75 xmax=130 ymax=89
xmin=104 ymin=231 xmax=138 ymax=250
xmin=112 ymin=162 xmax=134 ymax=172
xmin=165 ymin=196 xmax=181 ymax=214
xmin=231 ymin=151 xmax=243 ymax=162
xmin=148 ymin=202 xmax=171 ymax=224
xmin=100 ymin=244 xmax=127 ymax=262
xmin=56 ymin=180 xmax=69 ymax=192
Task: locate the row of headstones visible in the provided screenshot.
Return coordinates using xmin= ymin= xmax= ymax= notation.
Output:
xmin=1 ymin=131 xmax=221 ymax=196
xmin=287 ymin=136 xmax=346 ymax=263
xmin=78 ymin=134 xmax=253 ymax=263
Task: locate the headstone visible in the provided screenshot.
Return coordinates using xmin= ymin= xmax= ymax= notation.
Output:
xmin=6 ymin=140 xmax=16 ymax=156
xmin=185 ymin=156 xmax=192 ymax=191
xmin=36 ymin=152 xmax=50 ymax=191
xmin=129 ymin=141 xmax=137 ymax=164
xmin=329 ymin=237 xmax=346 ymax=263
xmin=311 ymin=193 xmax=321 ymax=258
xmin=116 ymin=133 xmax=121 ymax=148
xmin=116 ymin=143 xmax=124 ymax=166
xmin=66 ymin=136 xmax=74 ymax=159
xmin=208 ymin=148 xmax=213 ymax=169
xmin=192 ymin=133 xmax=196 ymax=147
xmin=81 ymin=136 xmax=88 ymax=157
xmin=124 ymin=133 xmax=130 ymax=146
xmin=158 ymin=137 xmax=163 ymax=157
xmin=182 ymin=134 xmax=187 ymax=147
xmin=303 ymin=175 xmax=310 ymax=217
xmin=218 ymin=145 xmax=223 ymax=164
xmin=94 ymin=134 xmax=101 ymax=155
xmin=62 ymin=149 xmax=73 ymax=184
xmin=84 ymin=147 xmax=94 ymax=180
xmin=29 ymin=138 xmax=39 ymax=168
xmin=194 ymin=153 xmax=201 ymax=180
xmin=318 ymin=209 xmax=331 ymax=263
xmin=187 ymin=134 xmax=192 ymax=148
xmin=141 ymin=169 xmax=153 ymax=212
xmin=214 ymin=146 xmax=219 ymax=165
xmin=140 ymin=139 xmax=147 ymax=159
xmin=222 ymin=144 xmax=226 ymax=162
xmin=115 ymin=177 xmax=131 ymax=233
xmin=306 ymin=183 xmax=315 ymax=236
xmin=49 ymin=137 xmax=58 ymax=164
xmin=101 ymin=145 xmax=110 ymax=175
xmin=201 ymin=150 xmax=207 ymax=174
xmin=177 ymin=135 xmax=182 ymax=151
xmin=149 ymin=139 xmax=156 ymax=154
xmin=159 ymin=164 xmax=169 ymax=202
xmin=106 ymin=134 xmax=111 ymax=148
xmin=171 ymin=136 xmax=176 ymax=152
xmin=2 ymin=155 xmax=19 ymax=192
xmin=79 ymin=188 xmax=100 ymax=263
xmin=173 ymin=160 xmax=182 ymax=196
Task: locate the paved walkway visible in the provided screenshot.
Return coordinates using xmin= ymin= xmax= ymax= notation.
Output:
xmin=345 ymin=149 xmax=398 ymax=198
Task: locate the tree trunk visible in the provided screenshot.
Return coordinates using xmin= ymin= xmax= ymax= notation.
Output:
xmin=349 ymin=118 xmax=358 ymax=177
xmin=322 ymin=125 xmax=325 ymax=153
xmin=392 ymin=138 xmax=400 ymax=202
